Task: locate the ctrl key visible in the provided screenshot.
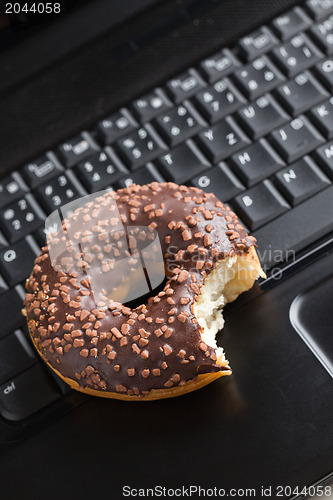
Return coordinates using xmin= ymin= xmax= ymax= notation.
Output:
xmin=0 ymin=364 xmax=62 ymax=421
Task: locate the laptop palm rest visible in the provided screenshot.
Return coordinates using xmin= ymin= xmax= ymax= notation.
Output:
xmin=290 ymin=274 xmax=333 ymax=378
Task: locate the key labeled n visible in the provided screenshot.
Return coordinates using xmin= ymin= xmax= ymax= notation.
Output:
xmin=283 ymin=169 xmax=296 ymax=183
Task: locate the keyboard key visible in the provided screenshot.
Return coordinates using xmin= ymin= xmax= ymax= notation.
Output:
xmin=238 ymin=26 xmax=279 ymax=60
xmin=254 ymin=185 xmax=333 ymax=268
xmin=0 ymin=236 xmax=39 ymax=287
xmin=115 ymin=126 xmax=166 ymax=169
xmin=115 ymin=163 xmax=164 ymax=189
xmin=0 ymin=232 xmax=7 ymax=251
xmin=314 ymin=139 xmax=333 ymax=178
xmin=0 ymin=195 xmax=45 ymax=244
xmin=193 ymin=78 xmax=246 ymax=124
xmin=0 ymin=172 xmax=28 ymax=209
xmin=310 ymin=14 xmax=333 ymax=54
xmin=34 ymin=216 xmax=62 ymax=248
xmin=165 ymin=69 xmax=206 ymax=103
xmin=0 ymin=330 xmax=37 ymax=385
xmin=230 ymin=139 xmax=285 ymax=187
xmin=314 ymin=58 xmax=333 ymax=91
xmin=0 ymin=364 xmax=62 ymax=421
xmin=96 ymin=108 xmax=138 ymax=145
xmin=275 ymin=71 xmax=329 ymax=116
xmin=21 ymin=153 xmax=63 ymax=189
xmin=190 ymin=163 xmax=244 ymax=202
xmin=237 ymin=94 xmax=289 ymax=140
xmin=34 ymin=228 xmax=50 ymax=248
xmin=271 ymin=34 xmax=322 ymax=77
xmin=157 ymin=141 xmax=210 ymax=184
xmin=35 ymin=172 xmax=86 ymax=215
xmin=57 ymin=132 xmax=98 ymax=168
xmin=0 ymin=288 xmax=26 ymax=338
xmin=272 ymin=7 xmax=312 ymax=41
xmin=131 ymin=89 xmax=172 ymax=122
xmin=306 ymin=0 xmax=333 ymax=20
xmin=269 ymin=116 xmax=324 ymax=163
xmin=233 ymin=180 xmax=289 ymax=230
xmin=309 ymin=96 xmax=333 ymax=138
xmin=154 ymin=102 xmax=205 ymax=147
xmin=275 ymin=156 xmax=330 ymax=205
xmin=199 ymin=49 xmax=240 ymax=83
xmin=233 ymin=56 xmax=284 ymax=100
xmin=196 ymin=117 xmax=250 ymax=163
xmin=75 ymin=149 xmax=127 ymax=192
xmin=0 ymin=275 xmax=8 ymax=294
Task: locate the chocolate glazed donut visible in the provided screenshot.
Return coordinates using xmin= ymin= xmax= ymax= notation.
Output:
xmin=23 ymin=182 xmax=265 ymax=400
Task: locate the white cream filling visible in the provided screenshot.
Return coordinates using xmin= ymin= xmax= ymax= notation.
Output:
xmin=193 ymin=253 xmax=262 ymax=360
xmin=193 ymin=256 xmax=237 ymax=357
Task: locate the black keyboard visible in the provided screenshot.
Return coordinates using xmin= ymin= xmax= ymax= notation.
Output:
xmin=1 ymin=0 xmax=333 ymax=438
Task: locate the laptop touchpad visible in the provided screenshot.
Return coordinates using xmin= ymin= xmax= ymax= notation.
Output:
xmin=290 ymin=274 xmax=333 ymax=378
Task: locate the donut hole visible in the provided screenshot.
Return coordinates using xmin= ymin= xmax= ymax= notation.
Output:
xmin=194 ymin=250 xmax=265 ymax=352
xmin=122 ymin=276 xmax=169 ymax=310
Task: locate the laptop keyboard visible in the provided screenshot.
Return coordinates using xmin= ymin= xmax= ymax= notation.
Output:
xmin=1 ymin=0 xmax=333 ymax=433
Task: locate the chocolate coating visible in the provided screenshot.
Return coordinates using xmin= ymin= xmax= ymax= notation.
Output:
xmin=24 ymin=182 xmax=256 ymax=397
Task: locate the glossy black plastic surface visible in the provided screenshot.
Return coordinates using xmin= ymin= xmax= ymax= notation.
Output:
xmin=290 ymin=274 xmax=333 ymax=379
